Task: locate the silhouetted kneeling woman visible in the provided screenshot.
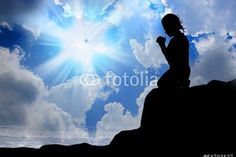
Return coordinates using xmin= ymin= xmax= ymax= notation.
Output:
xmin=156 ymin=14 xmax=190 ymax=89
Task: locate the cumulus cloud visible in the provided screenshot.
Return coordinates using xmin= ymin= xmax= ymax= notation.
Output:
xmin=165 ymin=0 xmax=236 ymax=34
xmin=130 ymin=38 xmax=166 ymax=69
xmin=0 ymin=47 xmax=64 ymax=128
xmin=47 ymin=77 xmax=103 ymax=127
xmin=0 ymin=47 xmax=44 ymax=125
xmin=95 ymin=102 xmax=140 ymax=145
xmin=190 ymin=34 xmax=236 ymax=85
xmin=46 ymin=71 xmax=119 ymax=128
xmin=0 ymin=47 xmax=88 ymax=147
xmin=95 ymin=81 xmax=157 ymax=145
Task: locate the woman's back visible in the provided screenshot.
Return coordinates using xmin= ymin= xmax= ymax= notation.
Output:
xmin=167 ymin=32 xmax=190 ymax=72
xmin=156 ymin=14 xmax=191 ymax=89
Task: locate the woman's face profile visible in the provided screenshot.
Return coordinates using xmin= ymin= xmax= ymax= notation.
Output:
xmin=162 ymin=23 xmax=175 ymax=37
xmin=161 ymin=14 xmax=182 ymax=37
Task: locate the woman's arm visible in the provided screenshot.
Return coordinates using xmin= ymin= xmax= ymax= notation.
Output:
xmin=156 ymin=36 xmax=171 ymax=64
xmin=156 ymin=36 xmax=167 ymax=54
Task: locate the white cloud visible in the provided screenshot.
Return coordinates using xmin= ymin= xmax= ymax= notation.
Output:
xmin=190 ymin=34 xmax=236 ymax=85
xmin=130 ymin=38 xmax=166 ymax=69
xmin=0 ymin=47 xmax=89 ymax=147
xmin=46 ymin=71 xmax=119 ymax=127
xmin=226 ymin=31 xmax=236 ymax=51
xmin=47 ymin=77 xmax=103 ymax=127
xmin=95 ymin=102 xmax=140 ymax=145
xmin=105 ymin=1 xmax=136 ymax=25
xmin=54 ymin=0 xmax=118 ymax=20
xmin=135 ymin=80 xmax=157 ymax=125
xmin=164 ymin=0 xmax=236 ymax=34
xmin=99 ymin=71 xmax=120 ymax=99
xmin=0 ymin=47 xmax=45 ymax=125
xmin=0 ymin=22 xmax=13 ymax=31
xmin=95 ymin=81 xmax=157 ymax=145
xmin=105 ymin=0 xmax=165 ymax=28
xmin=0 ymin=47 xmax=67 ymax=127
xmin=136 ymin=80 xmax=157 ymax=108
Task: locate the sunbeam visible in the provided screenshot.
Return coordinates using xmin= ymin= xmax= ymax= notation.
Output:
xmin=31 ymin=0 xmax=133 ymax=85
xmin=57 ymin=20 xmax=111 ymax=71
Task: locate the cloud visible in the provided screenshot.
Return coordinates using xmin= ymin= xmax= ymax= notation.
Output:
xmin=0 ymin=47 xmax=88 ymax=147
xmin=54 ymin=0 xmax=118 ymax=20
xmin=46 ymin=71 xmax=119 ymax=127
xmin=136 ymin=80 xmax=157 ymax=108
xmin=47 ymin=77 xmax=103 ymax=127
xmin=55 ymin=0 xmax=142 ymax=24
xmin=106 ymin=0 xmax=165 ymax=25
xmin=165 ymin=0 xmax=236 ymax=34
xmin=0 ymin=22 xmax=12 ymax=31
xmin=0 ymin=22 xmax=37 ymax=50
xmin=135 ymin=79 xmax=157 ymax=125
xmin=130 ymin=38 xmax=166 ymax=69
xmin=0 ymin=0 xmax=46 ymax=22
xmin=95 ymin=102 xmax=140 ymax=145
xmin=0 ymin=47 xmax=44 ymax=126
xmin=95 ymin=81 xmax=157 ymax=145
xmin=0 ymin=47 xmax=61 ymax=127
xmin=190 ymin=34 xmax=236 ymax=85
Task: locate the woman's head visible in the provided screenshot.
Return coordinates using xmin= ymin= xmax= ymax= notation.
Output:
xmin=161 ymin=13 xmax=184 ymax=37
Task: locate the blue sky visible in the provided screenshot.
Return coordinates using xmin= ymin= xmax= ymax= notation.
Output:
xmin=0 ymin=0 xmax=236 ymax=147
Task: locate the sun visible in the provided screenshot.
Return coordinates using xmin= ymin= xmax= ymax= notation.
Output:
xmin=36 ymin=17 xmax=128 ymax=85
xmin=62 ymin=35 xmax=94 ymax=66
xmin=54 ymin=20 xmax=111 ymax=71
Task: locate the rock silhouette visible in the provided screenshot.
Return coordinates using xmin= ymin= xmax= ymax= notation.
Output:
xmin=1 ymin=79 xmax=235 ymax=156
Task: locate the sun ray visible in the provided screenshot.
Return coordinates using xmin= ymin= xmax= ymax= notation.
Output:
xmin=34 ymin=0 xmax=131 ymax=85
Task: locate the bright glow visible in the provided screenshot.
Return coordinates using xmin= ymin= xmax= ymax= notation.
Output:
xmin=35 ymin=18 xmax=128 ymax=84
xmin=35 ymin=1 xmax=131 ymax=85
xmin=54 ymin=20 xmax=111 ymax=71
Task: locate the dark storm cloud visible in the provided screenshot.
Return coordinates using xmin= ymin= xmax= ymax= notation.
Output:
xmin=0 ymin=48 xmax=45 ymax=125
xmin=0 ymin=23 xmax=36 ymax=50
xmin=0 ymin=70 xmax=44 ymax=125
xmin=0 ymin=0 xmax=45 ymax=21
xmin=0 ymin=71 xmax=41 ymax=105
